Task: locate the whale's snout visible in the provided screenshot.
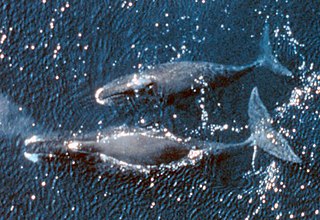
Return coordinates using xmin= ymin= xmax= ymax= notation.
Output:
xmin=95 ymin=84 xmax=135 ymax=105
xmin=95 ymin=74 xmax=156 ymax=105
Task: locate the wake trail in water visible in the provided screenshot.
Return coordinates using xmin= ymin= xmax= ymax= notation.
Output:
xmin=0 ymin=95 xmax=35 ymax=138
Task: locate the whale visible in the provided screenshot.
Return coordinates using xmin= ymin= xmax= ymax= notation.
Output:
xmin=95 ymin=24 xmax=293 ymax=106
xmin=24 ymin=87 xmax=302 ymax=168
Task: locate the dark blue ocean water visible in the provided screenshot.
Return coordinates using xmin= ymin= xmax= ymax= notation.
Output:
xmin=0 ymin=0 xmax=319 ymax=219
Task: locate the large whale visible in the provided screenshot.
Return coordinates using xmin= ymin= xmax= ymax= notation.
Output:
xmin=24 ymin=88 xmax=301 ymax=168
xmin=95 ymin=24 xmax=293 ymax=106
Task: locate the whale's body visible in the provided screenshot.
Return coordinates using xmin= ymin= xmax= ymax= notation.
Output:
xmin=95 ymin=25 xmax=292 ymax=106
xmin=24 ymin=88 xmax=302 ymax=167
xmin=95 ymin=61 xmax=259 ymax=105
xmin=68 ymin=130 xmax=193 ymax=165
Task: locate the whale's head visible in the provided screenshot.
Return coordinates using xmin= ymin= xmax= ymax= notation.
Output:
xmin=95 ymin=74 xmax=157 ymax=105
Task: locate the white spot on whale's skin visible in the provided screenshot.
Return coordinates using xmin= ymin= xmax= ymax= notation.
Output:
xmin=126 ymin=74 xmax=152 ymax=87
xmin=67 ymin=141 xmax=80 ymax=150
xmin=187 ymin=149 xmax=203 ymax=160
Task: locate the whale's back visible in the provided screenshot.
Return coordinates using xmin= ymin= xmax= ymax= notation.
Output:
xmin=96 ymin=133 xmax=191 ymax=165
xmin=146 ymin=62 xmax=226 ymax=95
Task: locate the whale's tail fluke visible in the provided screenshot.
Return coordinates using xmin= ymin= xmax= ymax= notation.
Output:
xmin=248 ymin=87 xmax=301 ymax=163
xmin=257 ymin=23 xmax=293 ymax=77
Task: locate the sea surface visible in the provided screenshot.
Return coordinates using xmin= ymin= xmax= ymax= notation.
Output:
xmin=0 ymin=0 xmax=319 ymax=219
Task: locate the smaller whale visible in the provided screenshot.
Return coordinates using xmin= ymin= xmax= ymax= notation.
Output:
xmin=95 ymin=24 xmax=293 ymax=106
xmin=24 ymin=88 xmax=301 ymax=168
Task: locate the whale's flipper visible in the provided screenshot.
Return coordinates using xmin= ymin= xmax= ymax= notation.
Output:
xmin=258 ymin=23 xmax=293 ymax=77
xmin=248 ymin=87 xmax=301 ymax=163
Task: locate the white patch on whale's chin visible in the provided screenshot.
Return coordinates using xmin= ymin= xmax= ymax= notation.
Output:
xmin=24 ymin=152 xmax=39 ymax=163
xmin=95 ymin=88 xmax=107 ymax=105
xmin=24 ymin=135 xmax=44 ymax=145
